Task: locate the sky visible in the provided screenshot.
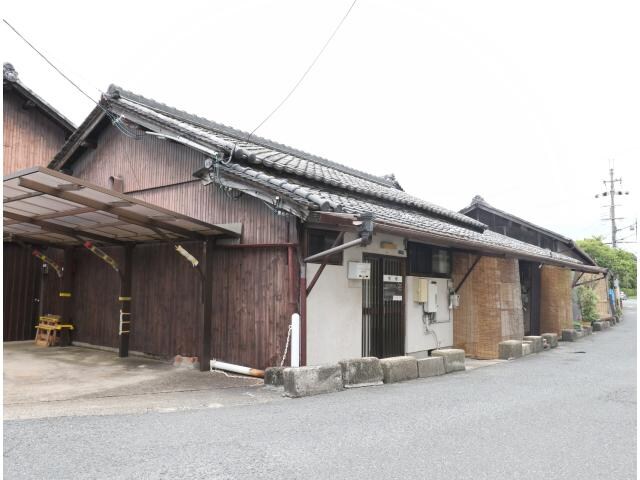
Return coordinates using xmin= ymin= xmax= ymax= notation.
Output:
xmin=2 ymin=0 xmax=639 ymax=255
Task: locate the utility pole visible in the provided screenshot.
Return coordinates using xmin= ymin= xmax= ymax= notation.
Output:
xmin=594 ymin=166 xmax=630 ymax=248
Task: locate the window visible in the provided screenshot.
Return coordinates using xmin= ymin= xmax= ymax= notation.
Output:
xmin=407 ymin=242 xmax=451 ymax=277
xmin=305 ymin=229 xmax=343 ymax=265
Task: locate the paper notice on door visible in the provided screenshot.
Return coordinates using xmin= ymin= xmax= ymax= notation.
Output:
xmin=392 ymin=295 xmax=402 ymax=301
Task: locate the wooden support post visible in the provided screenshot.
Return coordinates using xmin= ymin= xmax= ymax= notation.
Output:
xmin=60 ymin=247 xmax=74 ymax=324
xmin=118 ymin=246 xmax=133 ymax=357
xmin=200 ymin=239 xmax=214 ymax=372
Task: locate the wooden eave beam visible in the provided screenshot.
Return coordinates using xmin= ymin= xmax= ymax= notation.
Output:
xmin=3 ymin=191 xmax=44 ymax=203
xmin=35 ymin=206 xmax=96 ymax=220
xmin=18 ymin=177 xmax=206 ymax=241
xmin=3 ymin=210 xmax=125 ymax=245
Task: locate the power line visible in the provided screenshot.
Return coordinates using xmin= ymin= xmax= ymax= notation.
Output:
xmin=247 ymin=0 xmax=358 ymax=140
xmin=2 ymin=19 xmax=143 ymax=141
xmin=3 ymin=18 xmax=145 ymax=188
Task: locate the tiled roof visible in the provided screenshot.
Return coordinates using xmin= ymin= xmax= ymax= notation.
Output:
xmin=207 ymin=163 xmax=586 ymax=266
xmin=95 ymin=86 xmax=486 ymax=231
xmin=3 ymin=63 xmax=75 ymax=133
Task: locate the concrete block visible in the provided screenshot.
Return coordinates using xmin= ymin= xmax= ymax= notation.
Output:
xmin=582 ymin=326 xmax=593 ymax=336
xmin=603 ymin=321 xmax=611 ymax=329
xmin=561 ymin=329 xmax=577 ymax=342
xmin=541 ymin=333 xmax=558 ymax=348
xmin=576 ymin=329 xmax=585 ymax=339
xmin=522 ymin=342 xmax=532 ymax=356
xmin=283 ymin=365 xmax=343 ymax=398
xmin=417 ymin=357 xmax=446 ymax=378
xmin=592 ymin=322 xmax=603 ymax=331
xmin=173 ymin=355 xmax=199 ymax=369
xmin=339 ymin=357 xmax=383 ymax=388
xmin=431 ymin=349 xmax=465 ymax=373
xmin=498 ymin=340 xmax=523 ymax=360
xmin=264 ymin=366 xmax=285 ymax=388
xmin=380 ymin=356 xmax=418 ymax=383
xmin=523 ymin=336 xmax=543 ymax=353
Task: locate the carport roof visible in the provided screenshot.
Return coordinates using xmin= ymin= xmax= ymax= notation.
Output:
xmin=3 ymin=167 xmax=239 ymax=247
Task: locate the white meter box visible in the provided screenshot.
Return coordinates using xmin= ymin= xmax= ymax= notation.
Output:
xmin=347 ymin=262 xmax=371 ymax=279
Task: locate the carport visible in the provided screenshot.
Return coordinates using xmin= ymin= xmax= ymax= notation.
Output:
xmin=4 ymin=167 xmax=240 ymax=369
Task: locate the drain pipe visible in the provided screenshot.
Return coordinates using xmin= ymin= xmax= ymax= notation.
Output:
xmin=210 ymin=360 xmax=264 ymax=378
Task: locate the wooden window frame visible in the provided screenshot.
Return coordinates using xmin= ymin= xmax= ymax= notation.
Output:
xmin=304 ymin=228 xmax=344 ymax=265
xmin=407 ymin=242 xmax=452 ymax=278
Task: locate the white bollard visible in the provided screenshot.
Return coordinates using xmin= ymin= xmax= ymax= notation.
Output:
xmin=291 ymin=313 xmax=300 ymax=368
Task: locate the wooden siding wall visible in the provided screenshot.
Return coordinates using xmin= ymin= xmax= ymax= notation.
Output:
xmin=453 ymin=253 xmax=524 ymax=359
xmin=45 ymin=126 xmax=297 ymax=368
xmin=3 ymin=243 xmax=40 ymax=341
xmin=3 ymin=90 xmax=68 ymax=175
xmin=539 ymin=266 xmax=573 ymax=334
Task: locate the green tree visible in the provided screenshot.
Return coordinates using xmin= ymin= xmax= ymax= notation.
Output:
xmin=576 ymin=237 xmax=637 ymax=289
xmin=576 ymin=286 xmax=599 ymax=323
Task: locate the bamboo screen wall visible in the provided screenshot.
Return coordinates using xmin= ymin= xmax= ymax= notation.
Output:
xmin=539 ymin=266 xmax=573 ymax=334
xmin=580 ymin=273 xmax=612 ymax=320
xmin=453 ymin=254 xmax=524 ymax=359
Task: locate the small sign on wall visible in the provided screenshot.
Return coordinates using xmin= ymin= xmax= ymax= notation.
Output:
xmin=347 ymin=262 xmax=371 ymax=279
xmin=383 ymin=275 xmax=402 ymax=283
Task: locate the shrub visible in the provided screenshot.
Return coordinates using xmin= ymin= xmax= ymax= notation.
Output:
xmin=577 ymin=286 xmax=599 ymax=324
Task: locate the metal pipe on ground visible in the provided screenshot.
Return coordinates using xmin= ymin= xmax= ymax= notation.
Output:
xmin=210 ymin=360 xmax=265 ymax=378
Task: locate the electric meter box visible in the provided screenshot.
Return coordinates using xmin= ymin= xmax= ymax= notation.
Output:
xmin=347 ymin=262 xmax=371 ymax=280
xmin=414 ymin=278 xmax=429 ymax=303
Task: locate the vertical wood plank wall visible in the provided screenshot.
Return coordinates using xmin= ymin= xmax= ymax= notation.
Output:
xmin=44 ymin=125 xmax=296 ymax=368
xmin=539 ymin=266 xmax=573 ymax=334
xmin=453 ymin=253 xmax=524 ymax=359
xmin=2 ymin=90 xmax=68 ymax=175
xmin=3 ymin=244 xmax=40 ymax=341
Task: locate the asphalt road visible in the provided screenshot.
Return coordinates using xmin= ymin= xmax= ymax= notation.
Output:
xmin=4 ymin=301 xmax=636 ymax=480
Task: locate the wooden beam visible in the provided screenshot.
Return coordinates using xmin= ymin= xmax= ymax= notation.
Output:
xmin=35 ymin=206 xmax=96 ymax=220
xmin=3 ymin=210 xmax=123 ymax=245
xmin=200 ymin=239 xmax=214 ymax=371
xmin=4 ymin=191 xmax=44 ymax=203
xmin=306 ymin=231 xmax=344 ymax=296
xmin=18 ymin=177 xmax=205 ymax=241
xmin=118 ymin=245 xmax=133 ymax=357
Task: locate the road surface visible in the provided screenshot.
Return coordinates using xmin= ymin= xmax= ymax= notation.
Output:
xmin=4 ymin=301 xmax=636 ymax=479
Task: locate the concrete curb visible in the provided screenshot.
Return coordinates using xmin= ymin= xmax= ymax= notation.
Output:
xmin=431 ymin=349 xmax=465 ymax=373
xmin=561 ymin=329 xmax=577 ymax=342
xmin=339 ymin=357 xmax=383 ymax=388
xmin=264 ymin=367 xmax=285 ymax=388
xmin=417 ymin=357 xmax=446 ymax=378
xmin=523 ymin=336 xmax=543 ymax=353
xmin=498 ymin=340 xmax=523 ymax=360
xmin=380 ymin=356 xmax=418 ymax=383
xmin=283 ymin=365 xmax=343 ymax=398
xmin=541 ymin=333 xmax=558 ymax=348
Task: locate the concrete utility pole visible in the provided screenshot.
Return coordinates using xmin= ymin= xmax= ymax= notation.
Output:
xmin=594 ymin=166 xmax=630 ymax=248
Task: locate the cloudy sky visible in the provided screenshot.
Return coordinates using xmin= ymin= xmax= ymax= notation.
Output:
xmin=3 ymin=1 xmax=638 ymax=254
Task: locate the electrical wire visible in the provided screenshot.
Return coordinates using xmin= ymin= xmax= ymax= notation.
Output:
xmin=247 ymin=0 xmax=358 ymax=140
xmin=2 ymin=19 xmax=143 ymax=140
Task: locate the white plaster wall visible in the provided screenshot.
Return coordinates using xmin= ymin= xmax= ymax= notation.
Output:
xmin=306 ymin=232 xmax=406 ymax=365
xmin=405 ymin=276 xmax=453 ymax=357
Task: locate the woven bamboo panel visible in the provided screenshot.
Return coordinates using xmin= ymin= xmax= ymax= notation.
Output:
xmin=580 ymin=273 xmax=612 ymax=319
xmin=540 ymin=266 xmax=573 ymax=334
xmin=453 ymin=253 xmax=524 ymax=359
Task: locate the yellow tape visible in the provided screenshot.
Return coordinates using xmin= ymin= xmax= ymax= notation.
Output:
xmin=59 ymin=292 xmax=72 ymax=297
xmin=118 ymin=296 xmax=132 ymax=301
